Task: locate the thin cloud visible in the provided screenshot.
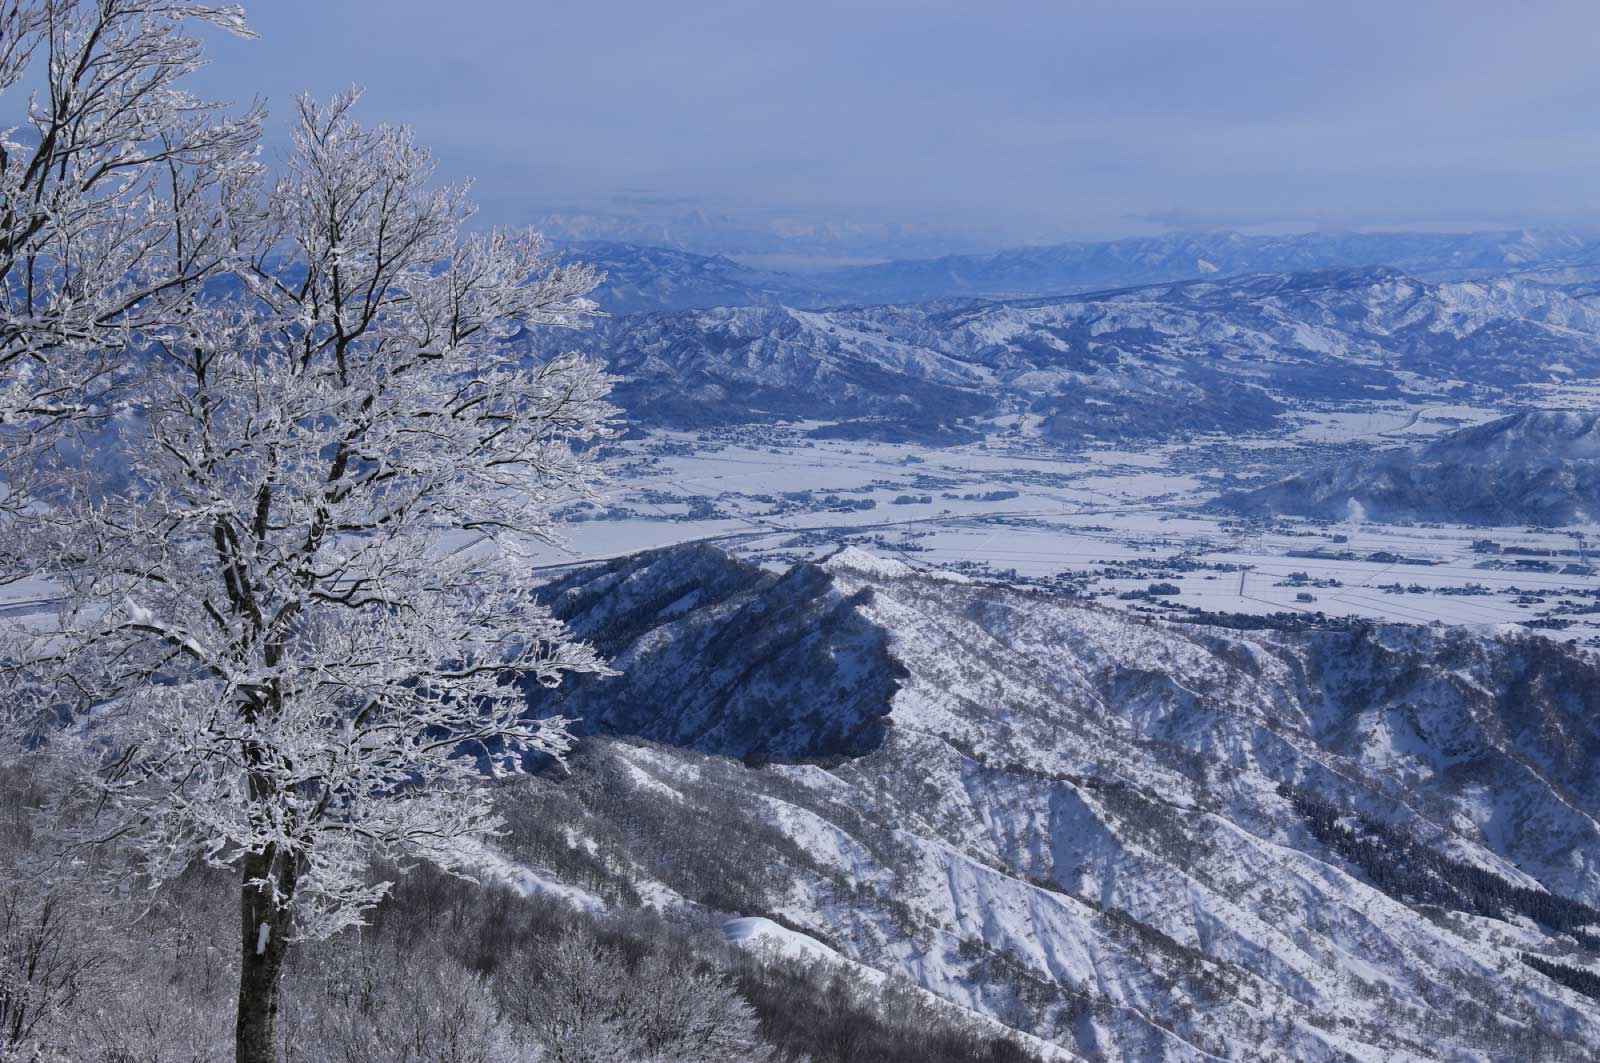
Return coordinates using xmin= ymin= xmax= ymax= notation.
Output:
xmin=188 ymin=1 xmax=1600 ymax=248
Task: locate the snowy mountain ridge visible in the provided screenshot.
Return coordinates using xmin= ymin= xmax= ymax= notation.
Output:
xmin=505 ymin=544 xmax=1600 ymax=1062
xmin=539 ymin=267 xmax=1600 ymax=443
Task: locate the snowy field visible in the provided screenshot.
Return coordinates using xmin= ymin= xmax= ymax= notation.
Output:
xmin=514 ymin=399 xmax=1600 ymax=650
xmin=7 ymin=397 xmax=1595 ymax=648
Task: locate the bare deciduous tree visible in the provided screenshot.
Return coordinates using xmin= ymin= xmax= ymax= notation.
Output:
xmin=502 ymin=930 xmax=772 ymax=1063
xmin=29 ymin=91 xmax=615 ymax=1063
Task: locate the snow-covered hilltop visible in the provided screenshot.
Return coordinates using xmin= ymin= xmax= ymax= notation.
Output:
xmin=538 ymin=267 xmax=1600 ymax=443
xmin=1222 ymin=408 xmax=1600 ymax=525
xmin=509 ymin=544 xmax=1600 ymax=1062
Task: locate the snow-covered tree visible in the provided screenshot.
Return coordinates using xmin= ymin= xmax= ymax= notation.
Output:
xmin=286 ymin=930 xmax=522 ymax=1063
xmin=0 ymin=0 xmax=260 ymax=576
xmin=502 ymin=930 xmax=772 ymax=1063
xmin=29 ymin=91 xmax=615 ymax=1063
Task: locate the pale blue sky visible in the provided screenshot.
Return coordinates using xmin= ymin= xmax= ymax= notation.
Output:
xmin=189 ymin=1 xmax=1600 ymax=249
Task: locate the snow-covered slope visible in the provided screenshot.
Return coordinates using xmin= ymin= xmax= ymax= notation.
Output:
xmin=542 ymin=267 xmax=1600 ymax=442
xmin=1222 ymin=408 xmax=1600 ymax=525
xmin=508 ymin=544 xmax=1600 ymax=1062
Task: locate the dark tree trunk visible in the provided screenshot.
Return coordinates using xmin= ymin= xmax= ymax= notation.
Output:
xmin=235 ymin=846 xmax=297 ymax=1063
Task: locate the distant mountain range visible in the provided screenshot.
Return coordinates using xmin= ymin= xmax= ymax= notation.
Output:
xmin=550 ymin=241 xmax=823 ymax=317
xmin=562 ymin=229 xmax=1600 ymax=315
xmin=538 ymin=266 xmax=1600 ymax=443
xmin=1220 ymin=409 xmax=1600 ymax=526
xmin=808 ymin=229 xmax=1600 ymax=305
xmin=537 ymin=208 xmax=985 ymax=265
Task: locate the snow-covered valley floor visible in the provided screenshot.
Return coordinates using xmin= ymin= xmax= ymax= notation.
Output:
xmin=497 ymin=395 xmax=1600 ymax=652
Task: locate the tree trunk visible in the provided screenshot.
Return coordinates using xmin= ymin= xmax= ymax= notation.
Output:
xmin=235 ymin=846 xmax=296 ymax=1063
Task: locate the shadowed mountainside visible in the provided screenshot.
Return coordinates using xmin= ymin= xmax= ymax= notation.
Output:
xmin=523 ymin=545 xmax=903 ymax=760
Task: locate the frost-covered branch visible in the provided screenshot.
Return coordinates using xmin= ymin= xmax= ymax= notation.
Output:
xmin=0 ymin=0 xmax=262 ymax=579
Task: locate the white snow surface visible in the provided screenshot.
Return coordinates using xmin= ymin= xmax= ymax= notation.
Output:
xmin=722 ymin=916 xmax=864 ymax=971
